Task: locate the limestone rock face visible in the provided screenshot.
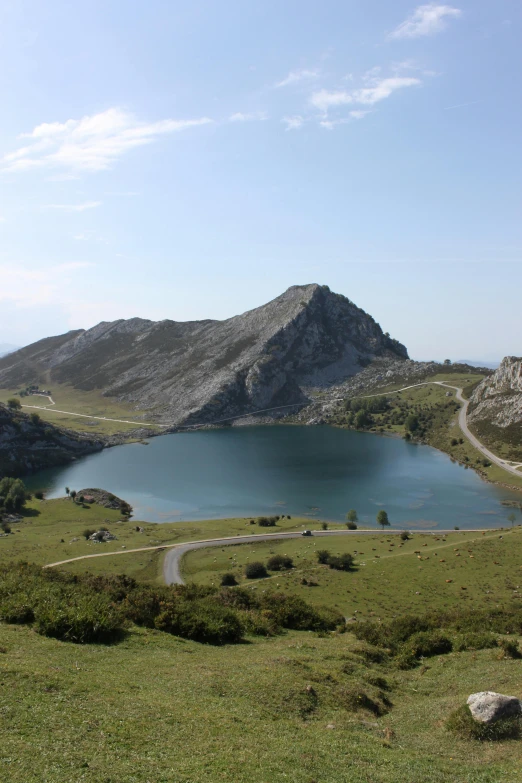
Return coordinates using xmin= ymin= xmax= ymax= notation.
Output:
xmin=467 ymin=691 xmax=522 ymax=724
xmin=468 ymin=357 xmax=522 ymax=429
xmin=0 ymin=284 xmax=408 ymax=427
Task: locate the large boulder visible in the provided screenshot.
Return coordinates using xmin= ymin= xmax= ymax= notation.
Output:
xmin=467 ymin=692 xmax=522 ymax=724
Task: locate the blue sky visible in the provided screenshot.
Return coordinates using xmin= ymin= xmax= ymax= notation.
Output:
xmin=0 ymin=0 xmax=520 ymax=361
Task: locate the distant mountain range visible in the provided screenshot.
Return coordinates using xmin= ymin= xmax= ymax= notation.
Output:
xmin=0 ymin=284 xmax=408 ymax=426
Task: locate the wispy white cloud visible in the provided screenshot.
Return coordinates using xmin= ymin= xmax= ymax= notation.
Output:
xmin=350 ymin=110 xmax=372 ymax=120
xmin=282 ymin=116 xmax=305 ymax=131
xmin=42 ymin=201 xmax=102 ymax=212
xmin=229 ymin=111 xmax=268 ymax=122
xmin=2 ymin=108 xmax=213 ymax=174
xmin=275 ymin=69 xmax=319 ymax=88
xmin=309 ymin=89 xmax=353 ymax=113
xmin=310 ymin=76 xmax=420 ymax=113
xmin=352 ymin=77 xmax=421 ymax=105
xmin=389 ymin=4 xmax=461 ymax=39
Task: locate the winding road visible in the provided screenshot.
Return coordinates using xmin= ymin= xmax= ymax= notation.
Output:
xmin=360 ymin=381 xmax=522 ymax=478
xmin=44 ymin=527 xmax=499 ymax=586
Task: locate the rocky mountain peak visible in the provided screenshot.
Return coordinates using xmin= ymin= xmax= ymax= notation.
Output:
xmin=0 ymin=284 xmax=408 ymax=426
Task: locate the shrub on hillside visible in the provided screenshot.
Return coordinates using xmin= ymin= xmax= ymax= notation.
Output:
xmin=497 ymin=638 xmax=522 ymax=659
xmin=34 ymin=593 xmax=124 ymax=644
xmin=154 ymin=598 xmax=243 ymax=645
xmin=267 ymin=554 xmax=293 ymax=571
xmin=0 ymin=477 xmax=27 ymax=513
xmin=454 ymin=632 xmax=498 ymax=652
xmin=245 ymin=562 xmax=268 ymax=579
xmin=316 ymin=550 xmax=331 ymax=564
xmin=257 ymin=516 xmax=277 ymax=527
xmin=220 ymin=573 xmax=238 ymax=586
xmin=446 ymin=705 xmax=521 ymax=741
xmin=328 ymin=553 xmax=354 ymax=571
xmin=256 ymin=592 xmax=343 ymax=633
xmin=402 ymin=631 xmax=453 ymax=659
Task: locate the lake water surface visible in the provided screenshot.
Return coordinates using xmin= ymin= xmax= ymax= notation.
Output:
xmin=27 ymin=426 xmax=521 ymax=529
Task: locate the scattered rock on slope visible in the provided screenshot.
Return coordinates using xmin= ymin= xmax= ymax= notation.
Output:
xmin=467 ymin=691 xmax=522 ymax=724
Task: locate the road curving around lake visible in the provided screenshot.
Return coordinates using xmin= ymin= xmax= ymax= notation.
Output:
xmin=43 ymin=528 xmax=501 ymax=585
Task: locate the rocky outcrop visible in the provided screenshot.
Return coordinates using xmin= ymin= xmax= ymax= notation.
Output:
xmin=467 ymin=691 xmax=522 ymax=724
xmin=0 ymin=404 xmax=103 ymax=476
xmin=468 ymin=357 xmax=522 ymax=429
xmin=0 ymin=284 xmax=408 ymax=427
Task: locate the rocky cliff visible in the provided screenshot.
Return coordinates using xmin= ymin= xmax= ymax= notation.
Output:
xmin=0 ymin=404 xmax=103 ymax=476
xmin=0 ymin=284 xmax=408 ymax=427
xmin=469 ymin=357 xmax=522 ymax=428
xmin=468 ymin=357 xmax=522 ymax=461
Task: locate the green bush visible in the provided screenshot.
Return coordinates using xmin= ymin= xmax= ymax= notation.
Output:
xmin=245 ymin=562 xmax=268 ymax=579
xmin=266 ymin=554 xmax=293 ymax=571
xmin=446 ymin=705 xmax=521 ymax=741
xmin=34 ymin=593 xmax=124 ymax=644
xmin=400 ymin=531 xmax=410 ymax=541
xmin=497 ymin=638 xmax=522 ymax=659
xmin=402 ymin=631 xmax=453 ymax=659
xmin=220 ymin=573 xmax=238 ymax=586
xmin=257 ymin=517 xmax=277 ymax=527
xmin=316 ymin=549 xmax=331 ymax=564
xmin=454 ymin=632 xmax=498 ymax=652
xmin=154 ymin=598 xmax=243 ymax=645
xmin=257 ymin=592 xmax=343 ymax=633
xmin=0 ymin=563 xmax=345 ymax=646
xmin=328 ymin=553 xmax=354 ymax=571
xmin=346 ymin=522 xmax=358 ymax=530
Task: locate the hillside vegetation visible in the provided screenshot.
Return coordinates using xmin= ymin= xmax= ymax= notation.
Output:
xmin=0 ymin=496 xmax=522 ymax=781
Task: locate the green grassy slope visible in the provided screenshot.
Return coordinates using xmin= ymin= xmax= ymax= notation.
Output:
xmin=0 ymin=385 xmax=159 ymax=436
xmin=0 ymin=497 xmax=313 ymax=577
xmin=1 ymin=621 xmax=521 ymax=783
xmin=183 ymin=528 xmax=522 ymax=620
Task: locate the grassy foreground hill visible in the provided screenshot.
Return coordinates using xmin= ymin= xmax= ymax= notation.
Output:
xmin=1 ymin=498 xmax=522 ymax=782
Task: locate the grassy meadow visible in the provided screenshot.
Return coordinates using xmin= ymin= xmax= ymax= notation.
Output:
xmin=0 ymin=384 xmax=160 ymax=436
xmin=1 ymin=497 xmax=522 ymax=781
xmin=1 ymin=614 xmax=522 ymax=782
xmin=182 ymin=527 xmax=522 ymax=620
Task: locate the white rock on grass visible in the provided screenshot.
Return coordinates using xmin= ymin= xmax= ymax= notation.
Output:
xmin=467 ymin=692 xmax=522 ymax=724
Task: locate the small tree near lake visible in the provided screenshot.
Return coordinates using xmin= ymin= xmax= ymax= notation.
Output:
xmin=377 ymin=510 xmax=390 ymax=530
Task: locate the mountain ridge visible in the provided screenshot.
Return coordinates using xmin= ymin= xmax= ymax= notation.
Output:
xmin=0 ymin=284 xmax=407 ymax=426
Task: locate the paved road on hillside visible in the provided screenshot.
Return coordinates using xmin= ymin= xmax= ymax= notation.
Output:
xmin=21 ymin=403 xmax=164 ymax=427
xmin=356 ymin=381 xmax=522 ymax=479
xmin=161 ymin=530 xmax=404 ymax=584
xmin=44 ymin=527 xmax=503 ymax=584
